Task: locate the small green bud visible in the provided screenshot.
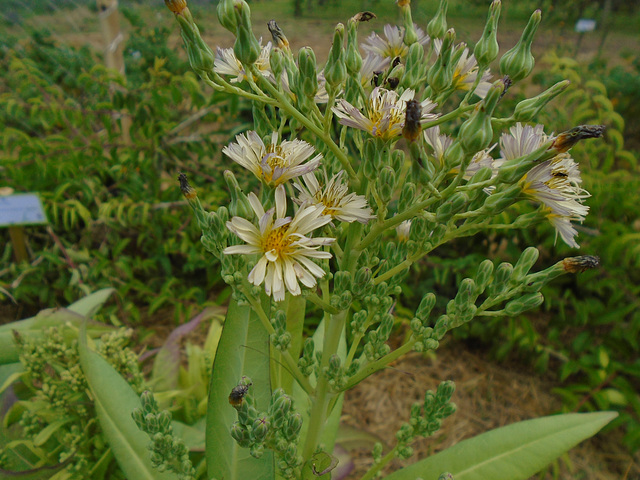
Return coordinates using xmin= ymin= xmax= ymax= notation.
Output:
xmin=217 ymin=0 xmax=239 ymax=33
xmin=251 ymin=417 xmax=270 ymax=443
xmin=351 ymin=309 xmax=368 ymax=332
xmin=427 ymin=0 xmax=449 ymax=39
xmin=224 ymin=170 xmax=253 ymax=219
xmin=474 ymin=0 xmax=501 ymax=67
xmin=270 ymin=394 xmax=292 ymax=419
xmin=439 ymin=474 xmax=455 ymax=480
xmin=324 ymin=23 xmax=346 ymax=88
xmin=513 ymin=80 xmax=570 ymax=122
xmin=443 ymin=141 xmax=464 ymax=169
xmin=437 ymin=380 xmax=456 ymax=399
xmin=454 ymin=278 xmax=476 ymax=309
xmin=399 ymin=3 xmax=418 ymax=46
xmin=499 ymin=9 xmax=541 ymax=82
xmin=416 ymin=293 xmax=436 ymax=322
xmin=512 ymin=247 xmax=539 ymax=282
xmin=427 ymin=28 xmax=455 ymax=93
xmin=434 ymin=314 xmax=449 ymax=339
xmin=230 ymin=422 xmax=250 ymax=446
xmin=474 ymin=259 xmax=494 ymax=294
xmin=233 ymin=1 xmax=261 ymax=65
xmin=286 ymin=413 xmax=303 ymax=440
xmin=378 ymin=167 xmax=396 ymax=203
xmin=333 ymin=270 xmax=352 ymax=295
xmin=458 ymin=80 xmax=503 ymax=153
xmin=436 ymin=192 xmax=469 ymax=222
xmin=504 ymin=292 xmax=544 ymax=316
xmin=403 ymin=43 xmax=426 ymax=89
xmin=297 ymin=47 xmax=318 ymax=98
xmin=489 ymin=262 xmax=513 ymax=296
xmin=353 ymin=268 xmax=372 ymax=297
xmin=270 ymin=47 xmax=285 ymax=80
xmin=346 ymin=17 xmax=363 ymax=75
xmin=482 ymin=184 xmax=521 ymax=214
xmin=391 ymin=149 xmax=405 ymax=172
xmin=398 ymin=183 xmax=417 ymax=212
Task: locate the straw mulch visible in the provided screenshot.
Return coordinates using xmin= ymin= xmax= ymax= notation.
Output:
xmin=341 ymin=341 xmax=639 ymax=480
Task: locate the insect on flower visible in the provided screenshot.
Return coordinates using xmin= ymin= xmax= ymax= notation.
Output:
xmin=229 ymin=380 xmax=252 ymax=407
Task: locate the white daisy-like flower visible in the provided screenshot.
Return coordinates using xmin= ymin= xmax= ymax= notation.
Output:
xmin=214 ymin=41 xmax=273 ymax=83
xmin=222 ymin=131 xmax=321 ymax=186
xmin=332 ymin=87 xmax=438 ymax=140
xmin=433 ymin=40 xmax=493 ymax=98
xmin=499 ymin=123 xmax=590 ymax=248
xmin=464 ymin=145 xmax=500 ymax=180
xmin=224 ymin=185 xmax=334 ymax=301
xmin=423 ymin=125 xmax=454 ymax=164
xmin=294 ymin=171 xmax=374 ymax=224
xmin=362 ymin=24 xmax=430 ymax=59
xmin=396 ymin=220 xmax=411 ymax=242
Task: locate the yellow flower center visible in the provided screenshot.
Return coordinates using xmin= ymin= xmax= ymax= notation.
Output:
xmin=262 ymin=225 xmax=293 ymax=255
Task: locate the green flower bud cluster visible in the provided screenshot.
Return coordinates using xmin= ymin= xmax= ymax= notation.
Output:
xmin=410 ymin=293 xmax=441 ymax=352
xmin=322 ymin=354 xmax=347 ymax=390
xmin=132 ymin=391 xmax=195 ymax=479
xmin=297 ymin=338 xmax=317 ymax=376
xmin=270 ymin=310 xmax=292 ymax=351
xmin=98 ymin=328 xmax=145 ymax=393
xmin=363 ymin=312 xmax=394 ymax=361
xmin=395 ymin=380 xmax=456 ymax=459
xmin=436 ymin=191 xmax=469 ymax=223
xmin=402 ymin=43 xmax=426 ymax=90
xmin=331 ymin=270 xmax=354 ymax=311
xmin=352 ymin=266 xmax=375 ymax=300
xmin=230 ymin=385 xmax=303 ymax=476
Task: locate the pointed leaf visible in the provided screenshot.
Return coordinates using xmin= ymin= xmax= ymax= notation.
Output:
xmin=384 ymin=412 xmax=618 ymax=480
xmin=206 ymin=298 xmax=274 ymax=480
xmin=67 ymin=288 xmax=115 ymax=317
xmin=78 ymin=322 xmax=179 ymax=480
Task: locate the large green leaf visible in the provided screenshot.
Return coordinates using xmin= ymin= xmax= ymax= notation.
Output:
xmin=66 ymin=288 xmax=115 ymax=317
xmin=77 ymin=322 xmax=178 ymax=480
xmin=206 ymin=298 xmax=274 ymax=480
xmin=384 ymin=412 xmax=617 ymax=480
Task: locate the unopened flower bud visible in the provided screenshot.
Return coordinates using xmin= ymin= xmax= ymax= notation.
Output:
xmin=378 ymin=167 xmax=396 ymax=203
xmin=454 ymin=278 xmax=476 ymax=309
xmin=489 ymin=262 xmax=513 ymax=296
xmin=427 ymin=29 xmax=455 ymax=93
xmin=482 ymin=184 xmax=521 ymax=215
xmin=399 ymin=183 xmax=417 ymax=211
xmin=346 ymin=17 xmax=363 ymax=75
xmin=512 ymin=247 xmax=539 ymax=282
xmin=286 ymin=413 xmax=303 ymax=440
xmin=436 ymin=192 xmax=469 ymax=222
xmin=499 ymin=9 xmax=541 ymax=82
xmin=399 ymin=3 xmax=418 ymax=46
xmin=224 ymin=170 xmax=253 ymax=219
xmin=504 ymin=292 xmax=544 ymax=316
xmin=233 ymin=1 xmax=261 ymax=65
xmin=270 ymin=47 xmax=285 ymax=79
xmin=427 ymin=0 xmax=449 ymax=39
xmin=334 ymin=270 xmax=352 ymax=295
xmin=474 ymin=0 xmax=501 ymax=67
xmin=513 ymin=80 xmax=570 ymax=122
xmin=416 ymin=293 xmax=436 ymax=322
xmin=458 ymin=80 xmax=503 ymax=153
xmin=217 ymin=0 xmax=239 ymax=33
xmin=297 ymin=47 xmax=318 ymax=98
xmin=474 ymin=259 xmax=494 ymax=294
xmin=324 ymin=23 xmax=346 ymax=88
xmin=251 ymin=417 xmax=270 ymax=443
xmin=437 ymin=379 xmax=456 ymax=399
xmin=230 ymin=422 xmax=250 ymax=446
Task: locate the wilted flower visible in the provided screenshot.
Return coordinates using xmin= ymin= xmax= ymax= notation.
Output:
xmin=224 ymin=185 xmax=334 ymax=301
xmin=333 ymin=87 xmax=438 ymax=140
xmin=362 ymin=24 xmax=430 ymax=59
xmin=222 ymin=131 xmax=321 ymax=186
xmin=499 ymin=123 xmax=590 ymax=248
xmin=294 ymin=171 xmax=374 ymax=224
xmin=214 ymin=41 xmax=273 ymax=83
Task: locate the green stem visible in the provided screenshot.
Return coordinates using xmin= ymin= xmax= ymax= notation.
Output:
xmin=241 ymin=286 xmax=314 ymax=395
xmin=421 ymin=103 xmax=475 ymax=130
xmin=203 ymin=72 xmax=275 ymax=105
xmin=342 ymin=339 xmax=417 ymax=391
xmin=359 ymin=447 xmax=398 ymax=480
xmin=301 ymin=309 xmax=348 ymax=462
xmin=307 ymin=293 xmax=339 ymax=314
